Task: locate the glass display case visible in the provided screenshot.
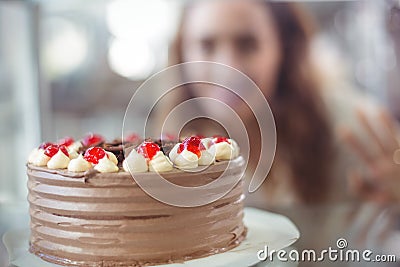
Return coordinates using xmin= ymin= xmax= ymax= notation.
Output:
xmin=0 ymin=1 xmax=41 ymax=203
xmin=0 ymin=2 xmax=42 ymax=265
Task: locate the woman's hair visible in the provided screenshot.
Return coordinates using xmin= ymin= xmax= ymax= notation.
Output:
xmin=168 ymin=1 xmax=335 ymax=204
xmin=265 ymin=2 xmax=335 ymax=203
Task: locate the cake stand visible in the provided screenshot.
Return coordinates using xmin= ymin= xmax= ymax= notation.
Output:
xmin=3 ymin=207 xmax=299 ymax=267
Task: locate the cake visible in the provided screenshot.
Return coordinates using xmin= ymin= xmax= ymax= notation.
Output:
xmin=27 ymin=134 xmax=247 ymax=266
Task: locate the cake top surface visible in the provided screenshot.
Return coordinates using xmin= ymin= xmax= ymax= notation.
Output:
xmin=27 ymin=133 xmax=241 ymax=175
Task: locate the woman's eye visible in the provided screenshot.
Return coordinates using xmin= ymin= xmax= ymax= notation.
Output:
xmin=200 ymin=39 xmax=215 ymax=55
xmin=236 ymin=36 xmax=258 ymax=54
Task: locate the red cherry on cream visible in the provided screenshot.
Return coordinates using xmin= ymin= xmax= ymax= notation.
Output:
xmin=39 ymin=142 xmax=53 ymax=150
xmin=44 ymin=144 xmax=69 ymax=158
xmin=82 ymin=133 xmax=104 ymax=147
xmin=214 ymin=136 xmax=231 ymax=144
xmin=58 ymin=137 xmax=74 ymax=147
xmin=178 ymin=136 xmax=205 ymax=158
xmin=136 ymin=141 xmax=160 ymax=160
xmin=84 ymin=147 xmax=106 ymax=164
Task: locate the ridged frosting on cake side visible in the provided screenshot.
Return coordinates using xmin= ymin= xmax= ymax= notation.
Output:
xmin=27 ymin=156 xmax=247 ymax=266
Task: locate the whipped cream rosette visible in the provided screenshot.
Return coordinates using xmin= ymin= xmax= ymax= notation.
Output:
xmin=169 ymin=136 xmax=240 ymax=169
xmin=123 ymin=141 xmax=173 ymax=173
xmin=149 ymin=151 xmax=173 ymax=172
xmin=67 ymin=141 xmax=83 ymax=153
xmin=169 ymin=137 xmax=203 ymax=169
xmin=28 ymin=142 xmax=52 ymax=166
xmin=106 ymin=151 xmax=118 ymax=165
xmin=27 ymin=134 xmax=240 ymax=173
xmin=27 ymin=136 xmax=119 ymax=173
xmin=28 ymin=137 xmax=82 ymax=167
xmin=84 ymin=147 xmax=119 ymax=173
xmin=28 ymin=148 xmax=50 ymax=166
xmin=123 ymin=149 xmax=148 ymax=172
xmin=168 ymin=137 xmax=205 ymax=169
xmin=66 ymin=141 xmax=82 ymax=159
xmin=173 ymin=148 xmax=200 ymax=169
xmin=57 ymin=137 xmax=81 ymax=159
xmin=94 ymin=157 xmax=119 ymax=173
xmin=47 ymin=149 xmax=70 ymax=169
xmin=29 ymin=143 xmax=71 ymax=169
xmin=212 ymin=136 xmax=240 ymax=160
xmin=27 ymin=148 xmax=41 ymax=164
xmin=68 ymin=154 xmax=92 ymax=172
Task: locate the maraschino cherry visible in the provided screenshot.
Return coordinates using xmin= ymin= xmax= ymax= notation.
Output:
xmin=39 ymin=142 xmax=53 ymax=150
xmin=58 ymin=137 xmax=74 ymax=147
xmin=136 ymin=141 xmax=160 ymax=160
xmin=214 ymin=136 xmax=231 ymax=144
xmin=82 ymin=133 xmax=104 ymax=147
xmin=84 ymin=147 xmax=106 ymax=164
xmin=44 ymin=144 xmax=69 ymax=157
xmin=178 ymin=136 xmax=206 ymax=158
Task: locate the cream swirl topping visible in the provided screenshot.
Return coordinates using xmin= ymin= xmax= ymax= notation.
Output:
xmin=149 ymin=151 xmax=173 ymax=172
xmin=30 ymin=149 xmax=51 ymax=167
xmin=201 ymin=138 xmax=214 ymax=149
xmin=94 ymin=157 xmax=119 ymax=173
xmin=123 ymin=150 xmax=148 ymax=173
xmin=169 ymin=144 xmax=179 ymax=162
xmin=174 ymin=149 xmax=199 ymax=169
xmin=47 ymin=150 xmax=70 ymax=169
xmin=68 ymin=155 xmax=92 ymax=172
xmin=67 ymin=149 xmax=79 ymax=159
xmin=28 ymin=148 xmax=41 ymax=164
xmin=198 ymin=149 xmax=215 ymax=166
xmin=67 ymin=141 xmax=82 ymax=159
xmin=68 ymin=141 xmax=82 ymax=152
xmin=106 ymin=152 xmax=118 ymax=165
xmin=213 ymin=138 xmax=239 ymax=160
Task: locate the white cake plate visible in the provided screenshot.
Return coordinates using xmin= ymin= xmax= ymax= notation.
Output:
xmin=3 ymin=207 xmax=299 ymax=267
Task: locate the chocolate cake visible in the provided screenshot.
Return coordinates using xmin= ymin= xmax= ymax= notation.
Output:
xmin=26 ymin=134 xmax=246 ymax=266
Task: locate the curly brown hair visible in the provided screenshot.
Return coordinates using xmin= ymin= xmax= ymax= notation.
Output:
xmin=267 ymin=2 xmax=335 ymax=203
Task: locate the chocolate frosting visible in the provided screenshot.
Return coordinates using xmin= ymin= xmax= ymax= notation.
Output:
xmin=27 ymin=157 xmax=247 ymax=266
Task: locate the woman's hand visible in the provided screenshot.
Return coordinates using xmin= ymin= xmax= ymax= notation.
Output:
xmin=341 ymin=108 xmax=400 ymax=203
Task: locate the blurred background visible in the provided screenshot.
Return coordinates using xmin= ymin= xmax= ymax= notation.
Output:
xmin=0 ymin=0 xmax=399 ymax=266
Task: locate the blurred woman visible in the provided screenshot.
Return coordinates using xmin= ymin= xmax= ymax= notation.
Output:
xmin=155 ymin=0 xmax=400 ymax=255
xmin=168 ymin=0 xmax=335 ymax=204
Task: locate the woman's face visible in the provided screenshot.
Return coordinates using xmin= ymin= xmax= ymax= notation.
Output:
xmin=181 ymin=0 xmax=283 ymax=99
